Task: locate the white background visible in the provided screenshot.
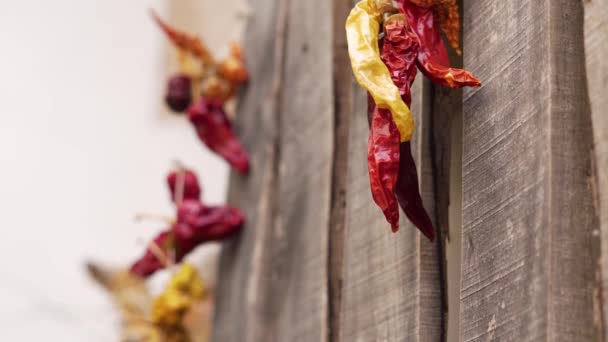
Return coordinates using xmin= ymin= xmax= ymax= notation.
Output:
xmin=0 ymin=0 xmax=245 ymax=340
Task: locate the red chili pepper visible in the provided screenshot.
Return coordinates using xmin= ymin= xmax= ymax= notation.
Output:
xmin=130 ymin=202 xmax=244 ymax=277
xmin=394 ymin=141 xmax=435 ymax=240
xmin=367 ymin=104 xmax=401 ymax=232
xmin=373 ymin=13 xmax=437 ymax=240
xmin=176 ymin=199 xmax=244 ymax=242
xmin=188 ymin=98 xmax=250 ymax=174
xmin=131 ymin=172 xmax=244 ymax=277
xmin=165 ymin=74 xmax=192 ymax=113
xmin=167 ymin=169 xmax=201 ymax=203
xmin=397 ymin=0 xmax=480 ymax=88
xmin=130 ymin=231 xmax=172 ymax=277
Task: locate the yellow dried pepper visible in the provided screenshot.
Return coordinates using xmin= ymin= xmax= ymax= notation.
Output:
xmin=150 ymin=263 xmax=206 ymax=328
xmin=345 ymin=0 xmax=414 ymax=142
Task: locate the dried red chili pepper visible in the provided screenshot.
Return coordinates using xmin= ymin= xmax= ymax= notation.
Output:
xmin=348 ymin=1 xmax=479 ymax=239
xmin=397 ymin=0 xmax=479 ymax=88
xmin=176 ymin=199 xmax=244 ymax=242
xmin=130 ymin=204 xmax=244 ymax=277
xmin=165 ymin=74 xmax=192 ymax=113
xmin=130 ymin=231 xmax=172 ymax=277
xmin=188 ymin=98 xmax=250 ymax=174
xmin=167 ymin=169 xmax=201 ymax=203
xmin=394 ymin=141 xmax=435 ymax=240
xmin=152 ymin=11 xmax=251 ymax=174
xmin=131 ymin=170 xmax=245 ymax=278
xmin=371 ymin=14 xmax=435 ymax=240
xmin=367 ymin=104 xmax=401 ymax=232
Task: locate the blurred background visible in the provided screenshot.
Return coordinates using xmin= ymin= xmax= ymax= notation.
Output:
xmin=0 ymin=0 xmax=247 ymax=340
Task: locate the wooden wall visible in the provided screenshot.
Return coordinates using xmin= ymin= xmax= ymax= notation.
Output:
xmin=213 ymin=0 xmax=607 ymax=341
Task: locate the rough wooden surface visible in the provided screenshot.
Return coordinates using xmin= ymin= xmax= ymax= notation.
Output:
xmin=328 ymin=0 xmax=353 ymax=341
xmin=584 ymin=1 xmax=608 ymax=339
xmin=213 ymin=0 xmax=287 ymax=340
xmin=213 ymin=0 xmax=334 ymax=340
xmin=273 ymin=0 xmax=334 ymax=340
xmin=461 ymin=1 xmax=600 ymax=341
xmin=339 ymin=74 xmax=444 ymax=340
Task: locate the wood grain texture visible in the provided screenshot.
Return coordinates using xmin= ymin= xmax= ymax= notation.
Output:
xmin=273 ymin=0 xmax=334 ymax=340
xmin=461 ymin=1 xmax=600 ymax=341
xmin=339 ymin=74 xmax=444 ymax=341
xmin=213 ymin=0 xmax=288 ymax=340
xmin=584 ymin=1 xmax=608 ymax=339
xmin=328 ymin=0 xmax=354 ymax=341
xmin=213 ymin=0 xmax=334 ymax=340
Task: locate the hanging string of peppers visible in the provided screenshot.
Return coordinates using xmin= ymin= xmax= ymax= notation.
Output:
xmin=152 ymin=11 xmax=251 ymax=174
xmin=346 ymin=0 xmax=480 ymax=240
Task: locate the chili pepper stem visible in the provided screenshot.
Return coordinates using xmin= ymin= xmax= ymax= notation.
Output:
xmin=134 ymin=213 xmax=174 ymax=224
xmin=147 ymin=240 xmax=173 ymax=268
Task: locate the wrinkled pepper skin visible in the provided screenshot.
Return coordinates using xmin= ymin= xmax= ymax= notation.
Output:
xmin=130 ymin=199 xmax=245 ymax=278
xmin=380 ymin=14 xmax=436 ymax=240
xmin=188 ymin=99 xmax=250 ymax=174
xmin=176 ymin=199 xmax=244 ymax=242
xmin=395 ymin=142 xmax=435 ymax=240
xmin=346 ymin=0 xmax=414 ymax=142
xmin=367 ymin=104 xmax=401 ymax=232
xmin=167 ymin=169 xmax=202 ymax=203
xmin=381 ymin=14 xmax=420 ymax=108
xmin=130 ymin=231 xmax=173 ymax=277
xmin=397 ymin=0 xmax=480 ymax=88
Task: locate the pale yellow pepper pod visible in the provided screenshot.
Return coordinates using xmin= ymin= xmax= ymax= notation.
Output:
xmin=345 ymin=0 xmax=414 ymax=142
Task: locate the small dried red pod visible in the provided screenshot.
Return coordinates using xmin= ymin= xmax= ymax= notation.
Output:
xmin=167 ymin=169 xmax=202 ymax=202
xmin=188 ymin=99 xmax=250 ymax=174
xmin=165 ymin=74 xmax=192 ymax=113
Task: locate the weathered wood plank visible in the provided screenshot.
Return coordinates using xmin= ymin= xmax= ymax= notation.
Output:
xmin=328 ymin=0 xmax=354 ymax=341
xmin=461 ymin=1 xmax=600 ymax=341
xmin=339 ymin=69 xmax=444 ymax=341
xmin=584 ymin=1 xmax=608 ymax=339
xmin=272 ymin=0 xmax=334 ymax=340
xmin=214 ymin=0 xmax=334 ymax=340
xmin=213 ymin=0 xmax=287 ymax=340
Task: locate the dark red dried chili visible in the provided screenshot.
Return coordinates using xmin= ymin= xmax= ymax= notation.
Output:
xmin=188 ymin=98 xmax=250 ymax=174
xmin=130 ymin=231 xmax=172 ymax=277
xmin=167 ymin=169 xmax=201 ymax=203
xmin=130 ymin=170 xmax=245 ymax=278
xmin=367 ymin=104 xmax=401 ymax=232
xmin=397 ymin=0 xmax=480 ymax=88
xmin=165 ymin=74 xmax=193 ymax=113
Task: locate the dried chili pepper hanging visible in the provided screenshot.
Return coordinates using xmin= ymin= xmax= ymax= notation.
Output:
xmin=130 ymin=169 xmax=244 ymax=277
xmin=152 ymin=11 xmax=251 ymax=174
xmin=345 ymin=0 xmax=414 ymax=142
xmin=346 ymin=0 xmax=480 ymax=239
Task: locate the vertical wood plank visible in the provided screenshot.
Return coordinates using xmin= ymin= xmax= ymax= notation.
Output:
xmin=328 ymin=0 xmax=354 ymax=341
xmin=213 ymin=0 xmax=287 ymax=340
xmin=461 ymin=1 xmax=600 ymax=341
xmin=273 ymin=0 xmax=334 ymax=340
xmin=584 ymin=0 xmax=608 ymax=338
xmin=214 ymin=0 xmax=334 ymax=340
xmin=339 ymin=73 xmax=444 ymax=340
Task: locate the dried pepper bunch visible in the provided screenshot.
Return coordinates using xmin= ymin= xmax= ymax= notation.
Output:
xmin=131 ymin=168 xmax=244 ymax=277
xmin=88 ymin=262 xmax=211 ymax=342
xmin=152 ymin=11 xmax=250 ymax=174
xmin=346 ymin=0 xmax=480 ymax=240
